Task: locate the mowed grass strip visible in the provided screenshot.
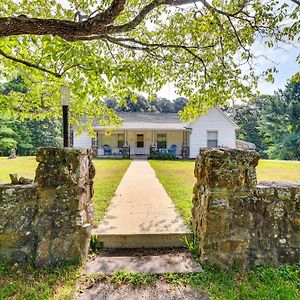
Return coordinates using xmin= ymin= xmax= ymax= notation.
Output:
xmin=0 ymin=157 xmax=130 ymax=225
xmin=0 ymin=156 xmax=37 ymax=183
xmin=256 ymin=160 xmax=300 ymax=182
xmin=149 ymin=160 xmax=195 ymax=226
xmin=149 ymin=159 xmax=300 ymax=225
xmin=92 ymin=159 xmax=131 ymax=225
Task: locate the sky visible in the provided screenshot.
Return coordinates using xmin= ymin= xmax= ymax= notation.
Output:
xmin=55 ymin=0 xmax=299 ymax=100
xmin=157 ymin=43 xmax=300 ymax=99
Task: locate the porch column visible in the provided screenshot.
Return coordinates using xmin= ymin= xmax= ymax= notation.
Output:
xmin=91 ymin=131 xmax=99 ymax=156
xmin=98 ymin=132 xmax=102 ymax=148
xmin=182 ymin=130 xmax=190 ymax=159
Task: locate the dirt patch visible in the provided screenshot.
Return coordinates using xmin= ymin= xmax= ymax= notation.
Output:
xmin=75 ymin=279 xmax=209 ymax=300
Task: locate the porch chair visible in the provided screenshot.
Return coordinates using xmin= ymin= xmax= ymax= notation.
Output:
xmin=168 ymin=144 xmax=177 ymax=155
xmin=103 ymin=144 xmax=112 ymax=155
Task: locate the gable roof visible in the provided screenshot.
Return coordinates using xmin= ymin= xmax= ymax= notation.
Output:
xmin=93 ymin=112 xmax=190 ymax=131
xmin=118 ymin=112 xmax=182 ymax=123
xmin=85 ymin=108 xmax=238 ymax=131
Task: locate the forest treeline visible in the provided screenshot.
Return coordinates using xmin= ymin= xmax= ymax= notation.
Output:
xmin=0 ymin=77 xmax=299 ymax=160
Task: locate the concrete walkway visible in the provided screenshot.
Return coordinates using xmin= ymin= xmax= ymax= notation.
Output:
xmin=93 ymin=160 xmax=190 ymax=248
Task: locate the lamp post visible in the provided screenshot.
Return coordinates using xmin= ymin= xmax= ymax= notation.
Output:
xmin=60 ymin=86 xmax=70 ymax=147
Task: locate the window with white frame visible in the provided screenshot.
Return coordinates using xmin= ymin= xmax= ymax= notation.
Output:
xmin=117 ymin=133 xmax=125 ymax=148
xmin=207 ymin=131 xmax=218 ymax=147
xmin=157 ymin=133 xmax=167 ymax=149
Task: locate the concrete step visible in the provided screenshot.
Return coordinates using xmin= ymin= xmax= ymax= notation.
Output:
xmin=92 ymin=232 xmax=192 ymax=248
xmin=84 ymin=248 xmax=202 ymax=275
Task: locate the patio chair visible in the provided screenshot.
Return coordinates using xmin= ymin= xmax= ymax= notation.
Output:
xmin=168 ymin=144 xmax=177 ymax=154
xmin=103 ymin=144 xmax=112 ymax=155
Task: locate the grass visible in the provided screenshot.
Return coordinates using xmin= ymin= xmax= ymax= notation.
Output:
xmin=92 ymin=159 xmax=131 ymax=225
xmin=1 ymin=157 xmax=300 ymax=299
xmin=256 ymin=160 xmax=300 ymax=182
xmin=149 ymin=160 xmax=194 ymax=226
xmin=80 ymin=263 xmax=300 ymax=300
xmin=0 ymin=156 xmax=130 ymax=299
xmin=162 ymin=264 xmax=300 ymax=299
xmin=0 ymin=156 xmax=130 ymax=225
xmin=149 ymin=159 xmax=300 ymax=225
xmin=0 ymin=156 xmax=37 ymax=183
xmin=0 ymin=261 xmax=82 ymax=300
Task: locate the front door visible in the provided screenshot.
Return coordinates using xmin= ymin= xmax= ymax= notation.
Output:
xmin=136 ymin=134 xmax=145 ymax=155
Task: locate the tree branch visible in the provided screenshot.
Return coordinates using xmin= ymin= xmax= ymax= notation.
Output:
xmin=199 ymin=0 xmax=247 ymax=17
xmin=0 ymin=49 xmax=87 ymax=77
xmin=0 ymin=0 xmax=200 ymax=39
xmin=0 ymin=49 xmax=62 ymax=77
xmin=290 ymin=0 xmax=300 ymax=6
xmin=89 ymin=0 xmax=126 ymax=25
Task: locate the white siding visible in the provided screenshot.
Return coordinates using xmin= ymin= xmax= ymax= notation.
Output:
xmin=189 ymin=108 xmax=237 ymax=158
xmin=73 ymin=130 xmax=92 ymax=149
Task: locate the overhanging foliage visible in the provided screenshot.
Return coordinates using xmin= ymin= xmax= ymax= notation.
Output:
xmin=0 ymin=0 xmax=299 ymax=126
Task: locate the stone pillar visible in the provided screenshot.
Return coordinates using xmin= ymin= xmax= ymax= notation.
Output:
xmin=34 ymin=147 xmax=95 ymax=267
xmin=192 ymin=148 xmax=259 ymax=268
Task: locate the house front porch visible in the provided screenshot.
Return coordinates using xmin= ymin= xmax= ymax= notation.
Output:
xmin=92 ymin=129 xmax=190 ymax=159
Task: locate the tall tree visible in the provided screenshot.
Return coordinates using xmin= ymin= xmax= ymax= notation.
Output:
xmin=0 ymin=126 xmax=17 ymax=156
xmin=173 ymin=97 xmax=188 ymax=112
xmin=153 ymin=98 xmax=175 ymax=113
xmin=229 ymin=98 xmax=267 ymax=156
xmin=27 ymin=119 xmax=63 ymax=150
xmin=0 ymin=0 xmax=299 ymax=127
xmin=117 ymin=95 xmax=155 ymax=112
xmin=260 ymin=81 xmax=300 ymax=160
xmin=0 ymin=77 xmax=63 ymax=155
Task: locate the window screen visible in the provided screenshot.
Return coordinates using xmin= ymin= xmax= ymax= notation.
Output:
xmin=207 ymin=131 xmax=218 ymax=147
xmin=157 ymin=133 xmax=167 ymax=149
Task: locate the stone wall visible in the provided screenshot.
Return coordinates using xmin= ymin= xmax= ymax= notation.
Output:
xmin=192 ymin=148 xmax=300 ymax=268
xmin=0 ymin=147 xmax=95 ymax=267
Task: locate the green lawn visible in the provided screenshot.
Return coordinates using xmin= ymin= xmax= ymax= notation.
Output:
xmin=148 ymin=159 xmax=300 ymax=298
xmin=0 ymin=156 xmax=130 ymax=299
xmin=0 ymin=157 xmax=130 ymax=225
xmin=0 ymin=262 xmax=81 ymax=300
xmin=256 ymin=160 xmax=300 ymax=182
xmin=1 ymin=157 xmax=300 ymax=299
xmin=149 ymin=159 xmax=300 ymax=225
xmin=0 ymin=156 xmax=37 ymax=183
xmin=92 ymin=159 xmax=131 ymax=224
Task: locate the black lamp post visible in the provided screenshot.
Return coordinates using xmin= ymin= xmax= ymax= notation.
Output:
xmin=60 ymin=86 xmax=70 ymax=147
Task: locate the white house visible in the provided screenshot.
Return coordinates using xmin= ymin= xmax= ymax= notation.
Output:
xmin=73 ymin=107 xmax=239 ymax=159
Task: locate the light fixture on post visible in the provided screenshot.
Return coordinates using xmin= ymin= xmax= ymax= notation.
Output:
xmin=60 ymin=86 xmax=70 ymax=147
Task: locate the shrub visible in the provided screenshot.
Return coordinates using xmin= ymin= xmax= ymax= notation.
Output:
xmin=149 ymin=153 xmax=178 ymax=160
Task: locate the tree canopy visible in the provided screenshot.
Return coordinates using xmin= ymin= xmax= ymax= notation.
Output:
xmin=105 ymin=95 xmax=187 ymax=112
xmin=228 ymin=80 xmax=300 ymax=160
xmin=0 ymin=0 xmax=299 ymax=127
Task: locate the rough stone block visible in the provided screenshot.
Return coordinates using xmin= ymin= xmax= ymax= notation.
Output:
xmin=192 ymin=149 xmax=300 ymax=269
xmin=0 ymin=147 xmax=95 ymax=268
